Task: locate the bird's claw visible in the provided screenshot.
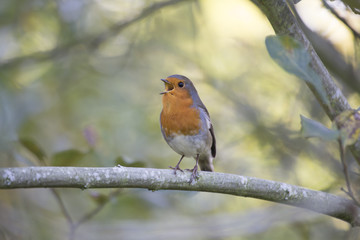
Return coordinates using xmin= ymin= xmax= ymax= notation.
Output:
xmin=186 ymin=166 xmax=199 ymax=183
xmin=169 ymin=165 xmax=184 ymax=175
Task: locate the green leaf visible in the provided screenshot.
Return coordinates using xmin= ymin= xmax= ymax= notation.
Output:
xmin=115 ymin=156 xmax=145 ymax=168
xmin=300 ymin=115 xmax=339 ymax=141
xmin=265 ymin=35 xmax=329 ymax=106
xmin=52 ymin=149 xmax=86 ymax=166
xmin=19 ymin=138 xmax=46 ymax=161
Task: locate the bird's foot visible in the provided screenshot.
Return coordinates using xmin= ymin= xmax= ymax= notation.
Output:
xmin=186 ymin=165 xmax=199 ymax=183
xmin=169 ymin=165 xmax=184 ymax=175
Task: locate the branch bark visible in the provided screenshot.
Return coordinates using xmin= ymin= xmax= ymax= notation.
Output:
xmin=1 ymin=166 xmax=359 ymax=226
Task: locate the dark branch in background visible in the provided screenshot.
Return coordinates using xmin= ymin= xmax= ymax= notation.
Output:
xmin=252 ymin=0 xmax=350 ymax=118
xmin=291 ymin=1 xmax=360 ymax=93
xmin=68 ymin=189 xmax=122 ymax=240
xmin=0 ymin=0 xmax=192 ymax=70
xmin=1 ymin=167 xmax=359 ymax=226
xmin=51 ymin=189 xmax=74 ymax=225
xmin=321 ymin=0 xmax=360 ymax=39
xmin=339 ymin=139 xmax=360 ymax=206
xmin=341 ymin=0 xmax=360 ymax=14
xmin=250 ymin=0 xmax=360 ymax=164
xmin=52 ymin=188 xmax=122 ymax=240
xmin=20 ymin=143 xmax=123 ymax=240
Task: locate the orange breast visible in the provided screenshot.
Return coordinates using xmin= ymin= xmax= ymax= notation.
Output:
xmin=161 ymin=93 xmax=201 ymax=137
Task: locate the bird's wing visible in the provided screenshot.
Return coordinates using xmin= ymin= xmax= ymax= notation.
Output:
xmin=198 ymin=104 xmax=216 ymax=158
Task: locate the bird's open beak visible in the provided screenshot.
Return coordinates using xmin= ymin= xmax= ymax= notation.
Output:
xmin=160 ymin=78 xmax=174 ymax=95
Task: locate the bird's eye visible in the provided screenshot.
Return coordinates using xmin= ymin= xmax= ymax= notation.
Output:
xmin=178 ymin=82 xmax=184 ymax=88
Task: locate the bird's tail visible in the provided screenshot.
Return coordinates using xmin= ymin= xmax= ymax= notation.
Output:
xmin=199 ymin=156 xmax=214 ymax=172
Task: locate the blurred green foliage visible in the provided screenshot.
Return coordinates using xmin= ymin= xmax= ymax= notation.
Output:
xmin=0 ymin=0 xmax=359 ymax=239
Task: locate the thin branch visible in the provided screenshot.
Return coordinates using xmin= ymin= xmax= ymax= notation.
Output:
xmin=290 ymin=0 xmax=360 ymax=93
xmin=250 ymin=0 xmax=360 ymax=164
xmin=77 ymin=189 xmax=122 ymax=227
xmin=68 ymin=189 xmax=122 ymax=240
xmin=50 ymin=189 xmax=74 ymax=225
xmin=321 ymin=0 xmax=360 ymax=39
xmin=338 ymin=140 xmax=360 ymax=206
xmin=252 ymin=0 xmax=351 ymax=118
xmin=0 ymin=0 xmax=193 ymax=70
xmin=1 ymin=166 xmax=359 ymax=226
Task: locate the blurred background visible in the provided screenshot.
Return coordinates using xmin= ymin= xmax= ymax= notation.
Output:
xmin=0 ymin=0 xmax=359 ymax=239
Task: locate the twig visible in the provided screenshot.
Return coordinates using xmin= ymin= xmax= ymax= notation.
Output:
xmin=251 ymin=0 xmax=360 ymax=164
xmin=26 ymin=149 xmax=123 ymax=239
xmin=321 ymin=0 xmax=360 ymax=39
xmin=27 ymin=149 xmax=77 ymax=230
xmin=68 ymin=189 xmax=122 ymax=240
xmin=50 ymin=189 xmax=74 ymax=225
xmin=338 ymin=140 xmax=360 ymax=206
xmin=78 ymin=189 xmax=121 ymax=226
xmin=252 ymin=0 xmax=351 ymax=118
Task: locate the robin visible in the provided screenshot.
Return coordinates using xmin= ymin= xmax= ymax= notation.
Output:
xmin=160 ymin=74 xmax=216 ymax=183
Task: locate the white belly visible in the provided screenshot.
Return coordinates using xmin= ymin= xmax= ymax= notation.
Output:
xmin=167 ymin=134 xmax=208 ymax=158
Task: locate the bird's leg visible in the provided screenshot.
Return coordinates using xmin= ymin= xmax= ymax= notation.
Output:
xmin=186 ymin=154 xmax=199 ymax=183
xmin=169 ymin=155 xmax=185 ymax=175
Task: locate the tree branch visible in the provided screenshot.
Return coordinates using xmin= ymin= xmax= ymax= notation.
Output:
xmin=250 ymin=0 xmax=360 ymax=164
xmin=0 ymin=0 xmax=192 ymax=70
xmin=251 ymin=0 xmax=351 ymax=118
xmin=1 ymin=166 xmax=359 ymax=226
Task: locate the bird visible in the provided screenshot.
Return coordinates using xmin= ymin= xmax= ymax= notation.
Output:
xmin=160 ymin=74 xmax=216 ymax=183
